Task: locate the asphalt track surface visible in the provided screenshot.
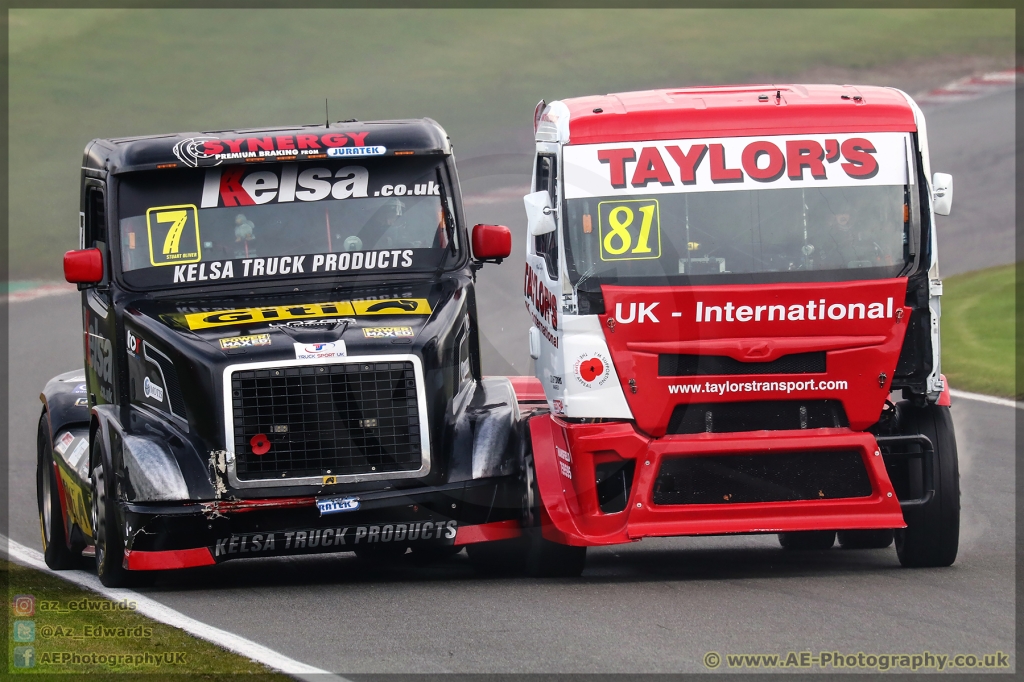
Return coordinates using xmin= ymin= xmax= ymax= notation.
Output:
xmin=6 ymin=89 xmax=1015 ymax=673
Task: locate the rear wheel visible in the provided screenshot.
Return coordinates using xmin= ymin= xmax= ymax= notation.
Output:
xmin=838 ymin=529 xmax=894 ymax=549
xmin=522 ymin=453 xmax=586 ymax=577
xmin=895 ymin=404 xmax=959 ymax=568
xmin=36 ymin=413 xmax=84 ymax=570
xmin=778 ymin=530 xmax=836 ymax=550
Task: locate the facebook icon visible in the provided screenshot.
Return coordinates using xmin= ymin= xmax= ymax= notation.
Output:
xmin=13 ymin=646 xmax=35 ymax=668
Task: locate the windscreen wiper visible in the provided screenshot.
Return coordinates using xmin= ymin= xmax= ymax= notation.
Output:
xmin=435 ymin=167 xmax=457 ymax=256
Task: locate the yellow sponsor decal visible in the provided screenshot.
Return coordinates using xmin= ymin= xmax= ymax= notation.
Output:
xmin=184 ymin=299 xmax=432 ymax=330
xmin=147 ymin=204 xmax=201 ymax=266
xmin=323 ymin=475 xmax=337 ymax=486
xmin=219 ymin=334 xmax=271 ymax=349
xmin=58 ymin=467 xmax=92 ymax=536
xmin=362 ymin=326 xmax=415 ymax=339
xmin=187 ymin=302 xmax=354 ymax=330
xmin=351 ymin=299 xmax=433 ymax=315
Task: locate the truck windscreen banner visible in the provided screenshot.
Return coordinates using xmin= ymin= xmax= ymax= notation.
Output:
xmin=117 ymin=158 xmax=452 ymax=288
xmin=563 ymin=132 xmax=910 ymax=199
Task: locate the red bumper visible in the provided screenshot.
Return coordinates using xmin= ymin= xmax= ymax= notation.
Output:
xmin=530 ymin=415 xmax=906 ymax=546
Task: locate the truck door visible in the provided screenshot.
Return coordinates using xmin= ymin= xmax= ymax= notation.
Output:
xmin=81 ymin=180 xmax=117 ymax=408
xmin=524 ymin=153 xmax=564 ymax=410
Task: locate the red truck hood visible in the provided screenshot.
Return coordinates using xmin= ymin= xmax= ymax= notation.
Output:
xmin=598 ymin=278 xmax=909 ymax=436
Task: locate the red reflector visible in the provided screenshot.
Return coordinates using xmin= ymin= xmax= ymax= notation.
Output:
xmin=123 ymin=547 xmax=216 ymax=571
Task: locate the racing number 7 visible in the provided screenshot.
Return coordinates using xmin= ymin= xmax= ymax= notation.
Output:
xmin=157 ymin=210 xmax=189 ymax=255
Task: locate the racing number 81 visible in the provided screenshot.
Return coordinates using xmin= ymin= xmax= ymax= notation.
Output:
xmin=597 ymin=199 xmax=661 ymax=261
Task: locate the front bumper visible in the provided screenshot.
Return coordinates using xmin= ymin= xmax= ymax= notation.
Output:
xmin=530 ymin=415 xmax=907 ymax=546
xmin=121 ymin=476 xmax=522 ymax=570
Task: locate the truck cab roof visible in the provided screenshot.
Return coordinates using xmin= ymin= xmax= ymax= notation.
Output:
xmin=549 ymin=84 xmax=918 ymax=145
xmin=83 ymin=118 xmax=452 ymax=174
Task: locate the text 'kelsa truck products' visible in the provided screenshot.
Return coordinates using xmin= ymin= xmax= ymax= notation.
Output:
xmin=517 ymin=84 xmax=958 ymax=575
xmin=39 ymin=119 xmax=531 ymax=586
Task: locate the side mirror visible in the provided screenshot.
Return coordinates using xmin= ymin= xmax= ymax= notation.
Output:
xmin=932 ymin=172 xmax=952 ymax=216
xmin=524 ymin=190 xmax=556 ymax=236
xmin=472 ymin=224 xmax=512 ymax=264
xmin=64 ymin=248 xmax=104 ymax=284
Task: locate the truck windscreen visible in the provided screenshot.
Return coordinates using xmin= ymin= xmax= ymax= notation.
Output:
xmin=117 ymin=158 xmax=454 ymax=288
xmin=562 ymin=132 xmax=916 ymax=287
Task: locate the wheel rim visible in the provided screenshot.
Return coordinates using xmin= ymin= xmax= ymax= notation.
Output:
xmin=522 ymin=455 xmax=538 ymax=527
xmin=40 ymin=459 xmax=52 ymax=543
xmin=92 ymin=467 xmax=105 ymax=569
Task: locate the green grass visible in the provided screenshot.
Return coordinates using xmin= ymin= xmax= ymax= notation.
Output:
xmin=4 ymin=559 xmax=288 ymax=678
xmin=8 ymin=8 xmax=1014 ymax=279
xmin=940 ymin=264 xmax=1017 ymax=399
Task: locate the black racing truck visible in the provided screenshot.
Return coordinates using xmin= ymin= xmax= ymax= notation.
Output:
xmin=39 ymin=119 xmax=528 ymax=586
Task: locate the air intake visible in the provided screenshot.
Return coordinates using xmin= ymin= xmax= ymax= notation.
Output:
xmin=667 ymin=400 xmax=848 ymax=435
xmin=653 ymin=450 xmax=872 ymax=505
xmin=659 ymin=352 xmax=825 ymax=376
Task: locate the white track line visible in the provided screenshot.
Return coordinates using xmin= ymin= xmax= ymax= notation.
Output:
xmin=949 ymin=388 xmax=1020 ymax=410
xmin=2 ymin=536 xmax=349 ymax=682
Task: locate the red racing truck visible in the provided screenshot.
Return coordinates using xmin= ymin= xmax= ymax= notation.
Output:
xmin=519 ymin=84 xmax=957 ymax=575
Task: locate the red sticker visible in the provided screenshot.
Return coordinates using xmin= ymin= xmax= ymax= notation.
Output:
xmin=573 ymin=351 xmax=611 ymax=388
xmin=579 ymin=358 xmax=604 ymax=382
xmin=250 ymin=433 xmax=270 ymax=456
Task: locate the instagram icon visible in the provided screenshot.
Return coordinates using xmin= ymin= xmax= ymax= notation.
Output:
xmin=12 ymin=594 xmax=35 ymax=617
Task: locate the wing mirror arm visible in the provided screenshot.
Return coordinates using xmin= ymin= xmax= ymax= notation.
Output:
xmin=525 ymin=191 xmax=557 ymax=236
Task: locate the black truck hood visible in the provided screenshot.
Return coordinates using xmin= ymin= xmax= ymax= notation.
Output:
xmin=125 ymin=282 xmax=447 ymax=364
xmin=119 ymin=278 xmax=471 ymax=467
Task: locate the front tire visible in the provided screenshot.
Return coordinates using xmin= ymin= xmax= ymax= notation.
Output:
xmin=522 ymin=453 xmax=586 ymax=577
xmin=895 ymin=404 xmax=960 ymax=568
xmin=36 ymin=413 xmax=83 ymax=570
xmin=92 ymin=455 xmax=133 ymax=587
xmin=778 ymin=530 xmax=836 ymax=550
xmin=467 ymin=538 xmax=527 ymax=575
xmin=838 ymin=529 xmax=894 ymax=549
